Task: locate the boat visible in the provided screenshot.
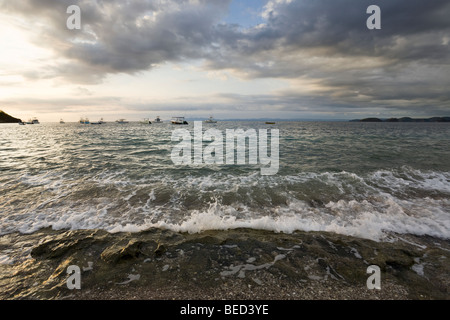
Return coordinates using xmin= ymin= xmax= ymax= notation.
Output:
xmin=204 ymin=116 xmax=217 ymax=123
xmin=154 ymin=116 xmax=163 ymax=124
xmin=140 ymin=118 xmax=152 ymax=124
xmin=60 ymin=119 xmax=65 ymax=124
xmin=79 ymin=117 xmax=90 ymax=124
xmin=171 ymin=117 xmax=188 ymax=125
xmin=18 ymin=121 xmax=26 ymax=125
xmin=265 ymin=122 xmax=276 ymax=125
xmin=91 ymin=118 xmax=105 ymax=125
xmin=26 ymin=117 xmax=40 ymax=124
xmin=116 ymin=119 xmax=129 ymax=124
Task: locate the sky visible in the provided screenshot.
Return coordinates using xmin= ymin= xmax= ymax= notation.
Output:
xmin=0 ymin=0 xmax=449 ymax=122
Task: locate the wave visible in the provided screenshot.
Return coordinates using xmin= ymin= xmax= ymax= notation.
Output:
xmin=1 ymin=167 xmax=449 ymax=242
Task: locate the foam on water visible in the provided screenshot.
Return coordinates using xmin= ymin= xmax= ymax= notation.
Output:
xmin=2 ymin=167 xmax=448 ymax=242
xmin=1 ymin=122 xmax=449 ymax=242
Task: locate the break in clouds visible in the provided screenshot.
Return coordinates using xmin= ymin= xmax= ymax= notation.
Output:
xmin=2 ymin=0 xmax=450 ymax=117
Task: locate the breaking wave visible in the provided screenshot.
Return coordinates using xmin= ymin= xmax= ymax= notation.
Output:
xmin=1 ymin=167 xmax=449 ymax=242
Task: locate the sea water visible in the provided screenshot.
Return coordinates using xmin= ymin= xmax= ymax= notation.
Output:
xmin=1 ymin=121 xmax=449 ymax=242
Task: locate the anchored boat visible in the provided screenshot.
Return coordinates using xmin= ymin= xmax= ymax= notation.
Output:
xmin=154 ymin=116 xmax=163 ymax=124
xmin=91 ymin=118 xmax=105 ymax=125
xmin=204 ymin=116 xmax=217 ymax=123
xmin=140 ymin=118 xmax=152 ymax=124
xmin=27 ymin=117 xmax=40 ymax=124
xmin=171 ymin=117 xmax=188 ymax=125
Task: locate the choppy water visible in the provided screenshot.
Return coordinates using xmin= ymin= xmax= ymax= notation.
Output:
xmin=1 ymin=121 xmax=449 ymax=241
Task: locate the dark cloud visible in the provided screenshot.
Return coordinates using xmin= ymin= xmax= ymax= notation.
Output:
xmin=208 ymin=0 xmax=450 ymax=67
xmin=2 ymin=0 xmax=449 ymax=117
xmin=235 ymin=0 xmax=450 ymax=59
xmin=215 ymin=0 xmax=450 ymax=115
xmin=2 ymin=0 xmax=232 ymax=82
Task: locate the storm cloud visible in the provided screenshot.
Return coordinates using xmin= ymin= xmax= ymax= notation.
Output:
xmin=1 ymin=0 xmax=449 ymax=117
xmin=1 ymin=0 xmax=232 ymax=82
xmin=204 ymin=0 xmax=450 ymax=114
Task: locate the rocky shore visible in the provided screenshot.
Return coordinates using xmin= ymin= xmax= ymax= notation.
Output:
xmin=0 ymin=228 xmax=448 ymax=300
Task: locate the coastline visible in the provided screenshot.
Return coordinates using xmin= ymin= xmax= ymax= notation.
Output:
xmin=1 ymin=228 xmax=448 ymax=300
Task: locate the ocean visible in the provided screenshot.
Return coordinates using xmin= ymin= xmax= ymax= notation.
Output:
xmin=0 ymin=121 xmax=449 ymax=299
xmin=1 ymin=121 xmax=449 ymax=240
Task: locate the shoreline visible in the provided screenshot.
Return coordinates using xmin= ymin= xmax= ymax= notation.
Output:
xmin=0 ymin=228 xmax=449 ymax=300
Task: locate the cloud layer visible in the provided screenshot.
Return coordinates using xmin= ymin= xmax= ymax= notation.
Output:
xmin=2 ymin=0 xmax=450 ymax=117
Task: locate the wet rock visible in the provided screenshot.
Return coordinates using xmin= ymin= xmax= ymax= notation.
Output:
xmin=101 ymin=239 xmax=145 ymax=264
xmin=31 ymin=239 xmax=81 ymax=260
xmin=154 ymin=242 xmax=166 ymax=257
xmin=1 ymin=228 xmax=449 ymax=300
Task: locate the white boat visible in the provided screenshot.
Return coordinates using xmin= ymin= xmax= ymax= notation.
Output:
xmin=204 ymin=116 xmax=217 ymax=123
xmin=27 ymin=117 xmax=40 ymax=124
xmin=140 ymin=118 xmax=152 ymax=124
xmin=79 ymin=117 xmax=90 ymax=124
xmin=171 ymin=117 xmax=188 ymax=125
xmin=116 ymin=119 xmax=129 ymax=124
xmin=154 ymin=116 xmax=163 ymax=123
xmin=91 ymin=118 xmax=105 ymax=125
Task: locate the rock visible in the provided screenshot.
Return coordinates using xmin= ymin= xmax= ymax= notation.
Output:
xmin=351 ymin=116 xmax=450 ymax=123
xmin=1 ymin=228 xmax=449 ymax=300
xmin=360 ymin=118 xmax=383 ymax=122
xmin=154 ymin=242 xmax=166 ymax=257
xmin=31 ymin=239 xmax=81 ymax=259
xmin=100 ymin=239 xmax=144 ymax=263
xmin=0 ymin=110 xmax=22 ymax=123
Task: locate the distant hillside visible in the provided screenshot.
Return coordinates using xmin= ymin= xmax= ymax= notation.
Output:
xmin=350 ymin=117 xmax=450 ymax=123
xmin=0 ymin=110 xmax=22 ymax=123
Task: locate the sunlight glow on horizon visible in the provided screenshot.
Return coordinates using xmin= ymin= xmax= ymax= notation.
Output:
xmin=1 ymin=1 xmax=449 ymax=122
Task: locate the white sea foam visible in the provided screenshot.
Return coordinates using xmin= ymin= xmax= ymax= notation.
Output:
xmin=371 ymin=168 xmax=450 ymax=194
xmin=101 ymin=195 xmax=449 ymax=242
xmin=1 ymin=168 xmax=449 ymax=242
